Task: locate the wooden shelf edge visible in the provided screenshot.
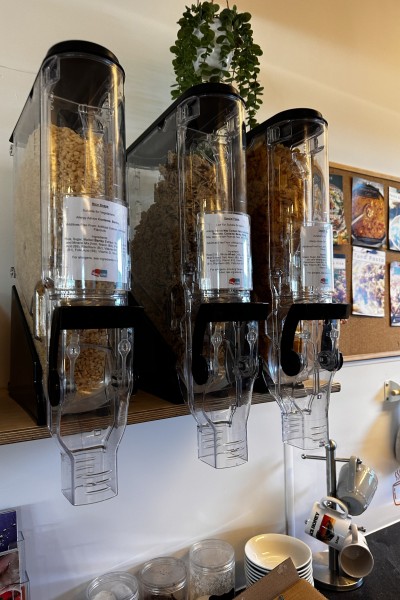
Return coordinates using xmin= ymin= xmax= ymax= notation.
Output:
xmin=0 ymin=387 xmax=275 ymax=446
xmin=127 ymin=391 xmax=190 ymax=424
xmin=330 ymin=162 xmax=400 ymax=184
xmin=343 ymin=351 xmax=400 ymax=362
xmin=0 ymin=388 xmax=190 ymax=446
xmin=0 ymin=384 xmax=347 ymax=446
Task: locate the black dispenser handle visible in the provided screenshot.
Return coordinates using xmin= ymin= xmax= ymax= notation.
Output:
xmin=280 ymin=303 xmax=351 ymax=377
xmin=48 ymin=304 xmax=143 ymax=407
xmin=191 ymin=302 xmax=268 ymax=385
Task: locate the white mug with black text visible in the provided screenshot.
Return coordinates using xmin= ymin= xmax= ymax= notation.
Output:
xmin=305 ymin=496 xmax=352 ymax=550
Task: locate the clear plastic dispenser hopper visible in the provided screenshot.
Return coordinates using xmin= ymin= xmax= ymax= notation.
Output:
xmin=126 ymin=83 xmax=267 ymax=469
xmin=175 ymin=85 xmax=267 ymax=467
xmin=10 ymin=41 xmax=141 ymax=504
xmin=247 ymin=109 xmax=350 ymax=450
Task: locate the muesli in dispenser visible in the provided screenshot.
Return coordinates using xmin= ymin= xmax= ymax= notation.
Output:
xmin=10 ymin=41 xmax=141 ymax=505
xmin=247 ymin=108 xmax=350 ymax=449
xmin=127 ymin=83 xmax=267 ymax=467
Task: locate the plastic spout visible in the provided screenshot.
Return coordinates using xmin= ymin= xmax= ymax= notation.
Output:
xmin=267 ymin=309 xmax=350 ymax=450
xmin=280 ymin=389 xmax=330 ymax=450
xmin=60 ymin=447 xmax=119 ymax=505
xmin=59 ymin=406 xmax=128 ymax=506
xmin=197 ymin=407 xmax=249 ymax=468
xmin=186 ymin=306 xmax=263 ymax=469
xmin=47 ymin=311 xmax=138 ymax=505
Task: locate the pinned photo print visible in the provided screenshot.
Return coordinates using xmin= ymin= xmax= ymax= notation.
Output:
xmin=352 ymin=246 xmax=385 ymax=317
xmin=351 ymin=177 xmax=385 ymax=248
xmin=390 ymin=262 xmax=400 ymax=325
xmin=388 ymin=187 xmax=400 ymax=251
xmin=330 ymin=174 xmax=348 ymax=245
xmin=333 ymin=254 xmax=347 ymax=303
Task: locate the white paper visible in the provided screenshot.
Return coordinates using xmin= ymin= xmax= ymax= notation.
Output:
xmin=301 ymin=223 xmax=333 ymax=289
xmin=62 ymin=196 xmax=128 ymax=284
xmin=199 ymin=212 xmax=252 ymax=291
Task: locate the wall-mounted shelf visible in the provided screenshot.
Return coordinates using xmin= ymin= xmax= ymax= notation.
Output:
xmin=0 ymin=387 xmax=190 ymax=446
xmin=0 ymin=384 xmax=342 ymax=447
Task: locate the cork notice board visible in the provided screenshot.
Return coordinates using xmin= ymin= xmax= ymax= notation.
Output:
xmin=330 ymin=163 xmax=400 ymax=360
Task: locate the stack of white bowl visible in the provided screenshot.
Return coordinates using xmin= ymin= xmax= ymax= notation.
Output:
xmin=244 ymin=533 xmax=313 ymax=587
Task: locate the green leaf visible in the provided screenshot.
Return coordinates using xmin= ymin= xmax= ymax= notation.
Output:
xmin=170 ymin=3 xmax=264 ymax=127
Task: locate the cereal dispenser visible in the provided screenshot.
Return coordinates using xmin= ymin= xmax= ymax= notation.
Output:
xmin=127 ymin=83 xmax=267 ymax=468
xmin=247 ymin=108 xmax=350 ymax=450
xmin=10 ymin=41 xmax=141 ymax=505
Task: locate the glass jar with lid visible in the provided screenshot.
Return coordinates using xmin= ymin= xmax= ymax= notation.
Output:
xmin=140 ymin=556 xmax=188 ymax=600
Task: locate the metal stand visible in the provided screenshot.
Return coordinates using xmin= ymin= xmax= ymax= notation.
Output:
xmin=302 ymin=440 xmax=364 ymax=592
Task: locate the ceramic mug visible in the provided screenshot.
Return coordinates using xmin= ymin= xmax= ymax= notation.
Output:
xmin=336 ymin=456 xmax=378 ymax=516
xmin=338 ymin=523 xmax=374 ymax=579
xmin=305 ymin=496 xmax=352 ymax=550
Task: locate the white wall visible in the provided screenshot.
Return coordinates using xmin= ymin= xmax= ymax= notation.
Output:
xmin=3 ymin=357 xmax=400 ymax=599
xmin=1 ymin=1 xmax=400 ymax=599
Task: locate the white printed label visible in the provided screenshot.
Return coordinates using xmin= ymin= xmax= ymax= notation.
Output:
xmin=62 ymin=196 xmax=128 ymax=284
xmin=300 ymin=223 xmax=333 ymax=289
xmin=199 ymin=212 xmax=252 ymax=291
xmin=333 ymin=255 xmax=346 ymax=271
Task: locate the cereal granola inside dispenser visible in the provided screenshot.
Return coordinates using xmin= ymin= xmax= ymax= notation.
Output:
xmin=247 ymin=109 xmax=350 ymax=450
xmin=127 ymin=83 xmax=267 ymax=468
xmin=10 ymin=41 xmax=141 ymax=505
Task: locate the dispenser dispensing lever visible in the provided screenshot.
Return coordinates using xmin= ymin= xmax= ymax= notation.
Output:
xmin=191 ymin=302 xmax=268 ymax=385
xmin=47 ymin=304 xmax=143 ymax=406
xmin=280 ymin=303 xmax=351 ymax=377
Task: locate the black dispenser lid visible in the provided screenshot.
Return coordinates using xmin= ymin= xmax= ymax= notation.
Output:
xmin=10 ymin=40 xmax=124 ymax=143
xmin=44 ymin=40 xmax=124 ymax=77
xmin=247 ymin=107 xmax=327 ymax=146
xmin=126 ymin=82 xmax=242 ymax=168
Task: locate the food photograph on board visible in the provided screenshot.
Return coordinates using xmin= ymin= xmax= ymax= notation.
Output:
xmin=351 ymin=177 xmax=385 ymax=248
xmin=352 ymin=246 xmax=385 ymax=317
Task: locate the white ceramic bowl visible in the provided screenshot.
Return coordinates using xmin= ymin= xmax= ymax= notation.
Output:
xmin=245 ymin=558 xmax=312 ymax=576
xmin=245 ymin=534 xmax=312 ymax=571
xmin=244 ymin=565 xmax=313 ymax=587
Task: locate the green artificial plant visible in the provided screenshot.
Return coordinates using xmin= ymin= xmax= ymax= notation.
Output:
xmin=170 ymin=1 xmax=263 ymax=129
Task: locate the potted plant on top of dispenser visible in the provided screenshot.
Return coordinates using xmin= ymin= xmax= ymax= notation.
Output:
xmin=170 ymin=1 xmax=264 ymax=128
